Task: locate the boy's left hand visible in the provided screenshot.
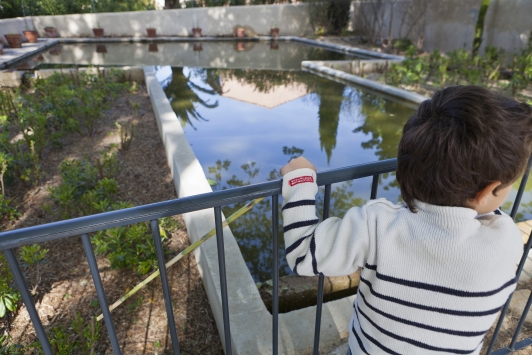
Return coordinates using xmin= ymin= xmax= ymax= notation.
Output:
xmin=280 ymin=156 xmax=317 ymax=176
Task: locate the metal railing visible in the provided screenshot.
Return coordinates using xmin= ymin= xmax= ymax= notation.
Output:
xmin=0 ymin=158 xmax=531 ymax=354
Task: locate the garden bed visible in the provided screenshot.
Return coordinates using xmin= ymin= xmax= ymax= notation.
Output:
xmin=0 ymin=72 xmax=223 ymax=354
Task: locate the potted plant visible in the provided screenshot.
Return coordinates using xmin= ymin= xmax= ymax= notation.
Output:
xmin=146 ymin=28 xmax=157 ymax=37
xmin=4 ymin=33 xmax=23 ymax=48
xmin=44 ymin=26 xmax=57 ymax=38
xmin=23 ymin=23 xmax=38 ymax=43
xmin=192 ymin=27 xmax=202 ymax=38
xmin=235 ymin=25 xmax=245 ymax=38
xmin=96 ymin=44 xmax=107 ymax=53
xmin=270 ymin=26 xmax=279 ymax=38
xmin=93 ymin=22 xmax=104 ymax=38
xmin=193 ymin=42 xmax=203 ymax=52
xmin=192 ymin=20 xmax=201 ymax=38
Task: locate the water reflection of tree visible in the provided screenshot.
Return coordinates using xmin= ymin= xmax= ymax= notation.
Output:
xmin=313 ymin=80 xmax=346 ymax=164
xmin=208 ymin=158 xmax=366 ymax=282
xmin=163 ymin=67 xmax=219 ymax=129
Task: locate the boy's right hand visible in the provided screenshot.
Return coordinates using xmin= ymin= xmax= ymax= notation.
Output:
xmin=280 ymin=156 xmax=317 ymax=176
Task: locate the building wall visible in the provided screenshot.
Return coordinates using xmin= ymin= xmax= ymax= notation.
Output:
xmin=479 ymin=0 xmax=532 ymax=54
xmin=350 ymin=0 xmax=531 ymax=54
xmin=28 ymin=4 xmax=312 ymax=38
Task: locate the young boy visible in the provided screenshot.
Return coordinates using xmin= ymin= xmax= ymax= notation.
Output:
xmin=280 ymin=85 xmax=532 ymax=354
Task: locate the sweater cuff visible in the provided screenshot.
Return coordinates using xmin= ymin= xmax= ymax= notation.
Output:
xmin=282 ymin=168 xmax=317 ymax=191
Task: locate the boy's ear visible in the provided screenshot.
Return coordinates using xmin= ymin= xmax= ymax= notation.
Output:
xmin=470 ymin=181 xmax=502 ymax=207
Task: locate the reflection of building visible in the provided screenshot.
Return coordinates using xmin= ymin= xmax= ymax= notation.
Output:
xmin=220 ymin=77 xmax=308 ymax=109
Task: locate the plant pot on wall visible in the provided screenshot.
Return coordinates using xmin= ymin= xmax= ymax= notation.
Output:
xmin=192 ymin=28 xmax=202 ymax=38
xmin=93 ymin=28 xmax=104 ymax=38
xmin=23 ymin=30 xmax=39 ymax=43
xmin=44 ymin=27 xmax=57 ymax=38
xmin=146 ymin=28 xmax=157 ymax=37
xmin=270 ymin=28 xmax=279 ymax=38
xmin=4 ymin=34 xmax=23 ymax=48
xmin=235 ymin=27 xmax=245 ymax=38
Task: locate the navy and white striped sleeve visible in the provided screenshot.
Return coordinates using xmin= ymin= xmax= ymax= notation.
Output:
xmin=282 ymin=168 xmax=370 ymax=277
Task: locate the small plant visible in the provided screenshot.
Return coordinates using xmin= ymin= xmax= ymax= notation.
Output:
xmin=19 ymin=244 xmax=48 ymax=268
xmin=115 ymin=121 xmax=135 ymax=151
xmin=27 ymin=313 xmax=101 ymax=355
xmin=0 ymin=334 xmax=23 ymax=355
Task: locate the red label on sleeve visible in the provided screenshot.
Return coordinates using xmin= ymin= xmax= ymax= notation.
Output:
xmin=289 ymin=176 xmax=314 ymax=186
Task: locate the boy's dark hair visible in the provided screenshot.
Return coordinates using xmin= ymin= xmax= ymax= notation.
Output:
xmin=397 ymin=85 xmax=532 ymax=212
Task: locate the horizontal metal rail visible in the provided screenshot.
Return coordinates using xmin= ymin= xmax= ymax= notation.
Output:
xmin=0 ymin=159 xmax=397 ymax=250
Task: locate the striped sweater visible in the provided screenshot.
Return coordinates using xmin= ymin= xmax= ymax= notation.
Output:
xmin=281 ymin=168 xmax=522 ymax=354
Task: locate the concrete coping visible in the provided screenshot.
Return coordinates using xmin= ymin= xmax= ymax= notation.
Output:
xmin=0 ymin=38 xmax=58 ymax=70
xmin=302 ymin=61 xmax=428 ymax=105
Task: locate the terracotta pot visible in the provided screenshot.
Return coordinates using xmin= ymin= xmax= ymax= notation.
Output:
xmin=96 ymin=44 xmax=107 ymax=53
xmin=270 ymin=28 xmax=279 ymax=38
xmin=44 ymin=27 xmax=57 ymax=38
xmin=148 ymin=44 xmax=158 ymax=52
xmin=23 ymin=30 xmax=39 ymax=43
xmin=4 ymin=34 xmax=23 ymax=48
xmin=193 ymin=43 xmax=203 ymax=52
xmin=146 ymin=28 xmax=157 ymax=37
xmin=192 ymin=28 xmax=202 ymax=38
xmin=236 ymin=28 xmax=245 ymax=38
xmin=93 ymin=28 xmax=104 ymax=38
xmin=50 ymin=46 xmax=61 ymax=55
xmin=270 ymin=41 xmax=279 ymax=50
xmin=236 ymin=42 xmax=246 ymax=51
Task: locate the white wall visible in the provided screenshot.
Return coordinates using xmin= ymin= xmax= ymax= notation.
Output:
xmin=350 ymin=0 xmax=531 ymax=54
xmin=480 ymin=0 xmax=532 ymax=55
xmin=30 ymin=4 xmax=312 ymax=38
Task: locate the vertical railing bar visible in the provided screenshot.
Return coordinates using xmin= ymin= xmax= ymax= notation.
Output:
xmin=214 ymin=206 xmax=232 ymax=355
xmin=509 ymin=288 xmax=532 ymax=349
xmin=4 ymin=249 xmax=53 ymax=355
xmin=150 ymin=219 xmax=181 ymax=355
xmin=487 ymin=230 xmax=532 ymax=354
xmin=81 ymin=233 xmax=122 ymax=355
xmin=510 ymin=159 xmax=531 ymax=220
xmin=272 ymin=195 xmax=279 ymax=355
xmin=313 ymin=184 xmax=331 ymax=355
xmin=370 ymin=174 xmax=379 ymax=200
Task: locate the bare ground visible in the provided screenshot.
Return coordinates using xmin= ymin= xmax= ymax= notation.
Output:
xmin=1 ymin=84 xmax=223 ymax=354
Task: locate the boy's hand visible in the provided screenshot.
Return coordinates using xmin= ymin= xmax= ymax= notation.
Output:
xmin=280 ymin=156 xmax=317 ymax=176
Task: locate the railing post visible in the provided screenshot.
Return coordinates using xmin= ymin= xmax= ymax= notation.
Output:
xmin=81 ymin=233 xmax=122 ymax=355
xmin=4 ymin=249 xmax=53 ymax=355
xmin=214 ymin=206 xmax=232 ymax=354
xmin=150 ymin=219 xmax=181 ymax=354
xmin=272 ymin=195 xmax=279 ymax=355
xmin=313 ymin=184 xmax=331 ymax=355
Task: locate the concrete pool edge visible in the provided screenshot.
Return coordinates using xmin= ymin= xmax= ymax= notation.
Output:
xmin=143 ymin=65 xmax=356 ymax=354
xmin=301 ymin=61 xmax=428 ymax=105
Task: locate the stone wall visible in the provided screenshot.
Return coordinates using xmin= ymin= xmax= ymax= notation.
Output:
xmin=479 ymin=0 xmax=532 ymax=54
xmin=350 ymin=0 xmax=531 ymax=54
xmin=29 ymin=4 xmax=312 ymax=38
